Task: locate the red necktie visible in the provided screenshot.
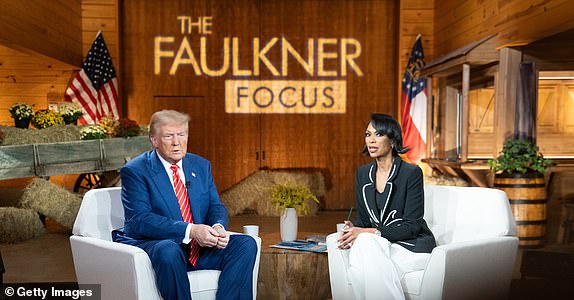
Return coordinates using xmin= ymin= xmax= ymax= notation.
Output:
xmin=170 ymin=164 xmax=200 ymax=266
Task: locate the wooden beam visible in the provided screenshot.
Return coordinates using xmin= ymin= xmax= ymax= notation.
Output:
xmin=461 ymin=63 xmax=470 ymax=162
xmin=422 ymin=34 xmax=498 ymax=77
xmin=461 ymin=161 xmax=491 ymax=187
xmin=444 ymin=85 xmax=459 ymax=158
xmin=426 ymin=77 xmax=433 ymax=159
xmin=522 ymin=29 xmax=574 ymax=71
xmin=494 ymin=47 xmax=522 ymax=156
xmin=0 ymin=0 xmax=82 ymax=67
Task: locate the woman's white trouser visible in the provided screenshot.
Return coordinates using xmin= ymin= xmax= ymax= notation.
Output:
xmin=341 ymin=233 xmax=430 ymax=300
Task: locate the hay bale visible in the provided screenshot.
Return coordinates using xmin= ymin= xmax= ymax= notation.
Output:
xmin=221 ymin=169 xmax=326 ymax=216
xmin=221 ymin=171 xmax=274 ymax=216
xmin=0 ymin=207 xmax=45 ymax=243
xmin=424 ymin=174 xmax=470 ymax=187
xmin=0 ymin=125 xmax=81 ymax=145
xmin=20 ymin=178 xmax=81 ymax=229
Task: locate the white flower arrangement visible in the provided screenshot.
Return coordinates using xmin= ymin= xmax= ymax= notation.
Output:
xmin=58 ymin=102 xmax=84 ymax=124
xmin=9 ymin=103 xmax=34 ymax=120
xmin=80 ymin=124 xmax=107 ymax=140
xmin=59 ymin=102 xmax=83 ymax=116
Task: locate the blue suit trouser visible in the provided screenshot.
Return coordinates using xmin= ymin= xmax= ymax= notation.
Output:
xmin=139 ymin=234 xmax=257 ymax=300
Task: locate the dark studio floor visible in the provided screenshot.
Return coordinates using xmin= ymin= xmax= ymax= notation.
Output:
xmin=1 ymin=210 xmax=574 ymax=299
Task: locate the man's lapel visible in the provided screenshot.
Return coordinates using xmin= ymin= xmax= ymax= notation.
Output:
xmin=148 ymin=150 xmax=182 ymax=220
xmin=182 ymin=155 xmax=203 ymax=223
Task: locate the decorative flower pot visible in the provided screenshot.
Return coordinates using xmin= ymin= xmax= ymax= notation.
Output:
xmin=14 ymin=118 xmax=30 ymax=129
xmin=493 ymin=171 xmax=546 ymax=248
xmin=63 ymin=117 xmax=78 ymax=125
xmin=280 ymin=207 xmax=298 ymax=241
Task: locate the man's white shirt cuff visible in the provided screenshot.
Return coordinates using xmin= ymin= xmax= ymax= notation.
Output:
xmin=183 ymin=223 xmax=192 ymax=244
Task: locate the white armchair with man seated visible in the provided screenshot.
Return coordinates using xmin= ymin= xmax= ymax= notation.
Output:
xmin=327 ymin=185 xmax=519 ymax=300
xmin=70 ymin=187 xmax=261 ymax=300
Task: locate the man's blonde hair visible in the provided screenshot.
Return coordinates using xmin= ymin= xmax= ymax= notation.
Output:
xmin=149 ymin=110 xmax=190 ymax=136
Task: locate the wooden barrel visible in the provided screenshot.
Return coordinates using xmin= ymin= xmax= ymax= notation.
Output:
xmin=494 ymin=172 xmax=546 ymax=248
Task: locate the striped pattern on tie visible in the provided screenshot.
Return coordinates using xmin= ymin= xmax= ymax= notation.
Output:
xmin=170 ymin=164 xmax=200 ymax=266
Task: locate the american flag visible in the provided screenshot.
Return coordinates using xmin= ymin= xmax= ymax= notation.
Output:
xmin=65 ymin=32 xmax=119 ymax=124
xmin=400 ymin=35 xmax=427 ymax=164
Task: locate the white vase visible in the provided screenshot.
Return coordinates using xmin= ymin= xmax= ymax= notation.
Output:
xmin=280 ymin=207 xmax=298 ymax=241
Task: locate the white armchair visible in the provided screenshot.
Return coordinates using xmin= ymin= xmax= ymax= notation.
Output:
xmin=327 ymin=185 xmax=519 ymax=300
xmin=70 ymin=187 xmax=261 ymax=300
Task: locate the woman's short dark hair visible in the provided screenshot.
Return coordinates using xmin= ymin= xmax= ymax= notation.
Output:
xmin=362 ymin=113 xmax=409 ymax=156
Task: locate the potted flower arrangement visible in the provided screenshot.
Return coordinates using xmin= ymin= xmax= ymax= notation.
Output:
xmin=115 ymin=118 xmax=141 ymax=138
xmin=270 ymin=184 xmax=319 ymax=241
xmin=80 ymin=125 xmax=107 ymax=140
xmin=488 ymin=138 xmax=552 ymax=248
xmin=9 ymin=103 xmax=34 ymax=128
xmin=488 ymin=138 xmax=551 ymax=175
xmin=31 ymin=109 xmax=64 ymax=129
xmin=58 ymin=102 xmax=84 ymax=125
xmin=98 ymin=115 xmax=118 ymax=137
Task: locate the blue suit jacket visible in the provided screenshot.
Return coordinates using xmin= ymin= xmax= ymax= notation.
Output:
xmin=112 ymin=150 xmax=228 ymax=246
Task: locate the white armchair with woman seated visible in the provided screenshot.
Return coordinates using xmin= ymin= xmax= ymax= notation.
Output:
xmin=328 ymin=184 xmax=518 ymax=300
xmin=326 ymin=114 xmax=518 ymax=300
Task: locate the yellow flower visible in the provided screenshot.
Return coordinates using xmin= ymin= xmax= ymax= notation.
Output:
xmin=31 ymin=109 xmax=64 ymax=129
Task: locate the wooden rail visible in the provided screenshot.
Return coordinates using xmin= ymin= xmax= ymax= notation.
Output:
xmin=0 ymin=136 xmax=150 ymax=180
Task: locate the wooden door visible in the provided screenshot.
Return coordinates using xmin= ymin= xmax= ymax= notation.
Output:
xmin=258 ymin=0 xmax=397 ymax=208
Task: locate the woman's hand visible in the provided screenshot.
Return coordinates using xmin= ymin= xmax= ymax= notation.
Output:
xmin=337 ymin=220 xmax=360 ymax=249
xmin=337 ymin=221 xmax=380 ymax=249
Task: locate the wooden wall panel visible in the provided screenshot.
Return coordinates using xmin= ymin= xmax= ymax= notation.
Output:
xmin=0 ymin=46 xmax=75 ymax=125
xmin=468 ymin=87 xmax=495 ymax=158
xmin=258 ymin=0 xmax=396 ymax=208
xmin=564 ymin=84 xmax=574 ymax=134
xmin=434 ymin=0 xmax=574 ymax=57
xmin=0 ymin=1 xmax=119 ymax=192
xmin=0 ymin=0 xmax=82 ymax=66
xmin=121 ymin=0 xmax=398 ymax=209
xmin=81 ymin=0 xmax=119 ymax=76
xmin=466 ymin=79 xmax=574 ymax=158
xmin=432 ymin=0 xmax=574 ymax=160
xmin=121 ymin=0 xmax=262 ymax=197
xmin=0 ymin=0 xmax=120 ymax=126
xmin=398 ymin=0 xmax=434 ymax=120
xmin=81 ymin=0 xmax=120 ymax=113
xmin=468 ymin=87 xmax=494 ymax=133
xmin=536 ymin=80 xmax=574 ymax=157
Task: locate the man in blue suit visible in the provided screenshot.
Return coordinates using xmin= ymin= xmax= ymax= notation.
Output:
xmin=112 ymin=110 xmax=257 ymax=300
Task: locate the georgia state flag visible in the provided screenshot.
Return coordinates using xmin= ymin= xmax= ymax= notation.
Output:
xmin=401 ymin=35 xmax=427 ymax=164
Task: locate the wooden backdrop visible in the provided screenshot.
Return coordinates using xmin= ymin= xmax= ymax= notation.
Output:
xmin=2 ymin=0 xmax=573 ymax=206
xmin=434 ymin=0 xmax=574 ymax=56
xmin=121 ymin=0 xmax=397 ymax=209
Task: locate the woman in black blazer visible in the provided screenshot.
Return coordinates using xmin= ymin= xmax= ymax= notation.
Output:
xmin=336 ymin=113 xmax=436 ymax=299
